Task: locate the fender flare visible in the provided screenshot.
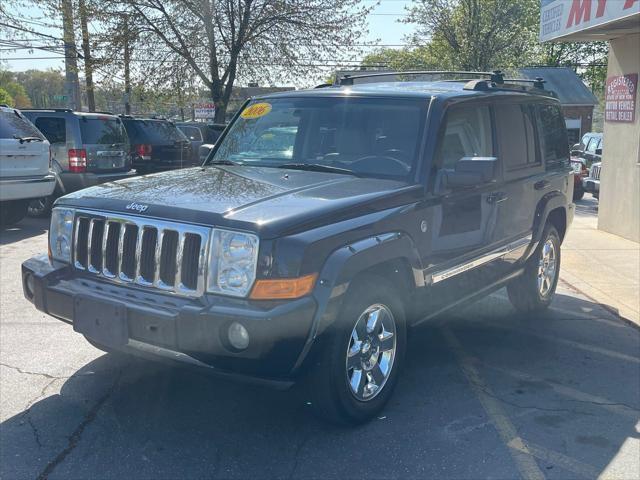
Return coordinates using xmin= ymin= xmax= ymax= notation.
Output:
xmin=291 ymin=231 xmax=423 ymax=373
xmin=532 ymin=191 xmax=567 ymax=244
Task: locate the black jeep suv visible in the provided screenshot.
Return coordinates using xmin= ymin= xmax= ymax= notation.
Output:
xmin=22 ymin=72 xmax=574 ymax=424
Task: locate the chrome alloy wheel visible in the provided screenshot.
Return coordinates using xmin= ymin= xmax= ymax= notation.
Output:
xmin=346 ymin=304 xmax=397 ymax=401
xmin=538 ymin=239 xmax=557 ymax=297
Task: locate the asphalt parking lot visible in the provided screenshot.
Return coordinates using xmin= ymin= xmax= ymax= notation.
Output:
xmin=1 ymin=209 xmax=639 ymax=480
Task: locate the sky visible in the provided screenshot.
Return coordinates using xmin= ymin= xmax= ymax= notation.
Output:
xmin=0 ymin=0 xmax=415 ymax=77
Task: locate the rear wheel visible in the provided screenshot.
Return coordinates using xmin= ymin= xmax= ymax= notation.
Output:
xmin=0 ymin=200 xmax=28 ymax=226
xmin=507 ymin=225 xmax=561 ymax=313
xmin=28 ymin=196 xmax=54 ymax=217
xmin=306 ymin=275 xmax=406 ymax=425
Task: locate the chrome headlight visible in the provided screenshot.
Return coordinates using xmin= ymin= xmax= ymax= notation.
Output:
xmin=49 ymin=207 xmax=75 ymax=263
xmin=207 ymin=229 xmax=259 ymax=297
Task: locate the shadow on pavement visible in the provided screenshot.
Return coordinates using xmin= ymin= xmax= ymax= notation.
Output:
xmin=1 ymin=292 xmax=638 ymax=479
xmin=0 ymin=217 xmax=49 ymax=245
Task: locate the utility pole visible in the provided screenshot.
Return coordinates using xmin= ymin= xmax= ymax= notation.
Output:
xmin=78 ymin=0 xmax=95 ymax=112
xmin=123 ymin=14 xmax=132 ymax=115
xmin=61 ymin=0 xmax=81 ymax=110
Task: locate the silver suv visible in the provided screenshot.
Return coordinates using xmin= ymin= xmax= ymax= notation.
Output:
xmin=0 ymin=106 xmax=56 ymax=225
xmin=21 ymin=109 xmax=136 ymax=216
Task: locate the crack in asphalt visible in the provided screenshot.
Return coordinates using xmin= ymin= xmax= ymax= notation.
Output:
xmin=21 ymin=377 xmax=60 ymax=449
xmin=0 ymin=362 xmax=70 ymax=380
xmin=35 ymin=370 xmax=122 ymax=480
xmin=479 ymin=386 xmax=597 ymax=417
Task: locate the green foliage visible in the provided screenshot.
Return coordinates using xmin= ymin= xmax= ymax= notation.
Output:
xmin=0 ymin=70 xmax=32 ymax=108
xmin=0 ymin=87 xmax=14 ymax=106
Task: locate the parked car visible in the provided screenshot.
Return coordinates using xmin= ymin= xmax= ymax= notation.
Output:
xmin=571 ymin=132 xmax=602 ymax=168
xmin=583 ymin=162 xmax=601 ymax=199
xmin=120 ymin=116 xmax=193 ymax=174
xmin=0 ymin=106 xmax=55 ymax=225
xmin=22 ymin=72 xmax=574 ymax=425
xmin=21 ymin=109 xmax=135 ymax=216
xmin=570 ymin=156 xmax=588 ymax=201
xmin=176 ymin=122 xmax=225 ymax=161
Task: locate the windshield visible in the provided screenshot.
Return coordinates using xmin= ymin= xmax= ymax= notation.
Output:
xmin=80 ymin=118 xmax=128 ymax=144
xmin=211 ymin=97 xmax=425 ymax=179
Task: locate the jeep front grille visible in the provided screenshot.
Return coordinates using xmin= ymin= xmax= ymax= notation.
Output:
xmin=591 ymin=164 xmax=601 ymax=180
xmin=73 ymin=211 xmax=210 ymax=297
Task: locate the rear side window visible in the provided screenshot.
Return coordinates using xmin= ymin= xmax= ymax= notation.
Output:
xmin=34 ymin=117 xmax=66 ymax=144
xmin=80 ymin=118 xmax=127 ymax=144
xmin=537 ymin=104 xmax=569 ymax=169
xmin=436 ymin=104 xmax=493 ymax=169
xmin=0 ymin=110 xmax=44 ymax=139
xmin=496 ymin=103 xmax=539 ymax=171
xmin=137 ymin=120 xmax=186 ymax=142
xmin=178 ymin=125 xmax=203 ymax=141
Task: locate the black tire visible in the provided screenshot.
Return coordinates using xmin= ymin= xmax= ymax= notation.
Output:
xmin=572 ymin=186 xmax=585 ymax=201
xmin=0 ymin=200 xmax=28 ymax=226
xmin=28 ymin=196 xmax=55 ymax=217
xmin=305 ymin=274 xmax=407 ymax=425
xmin=507 ymin=225 xmax=561 ymax=313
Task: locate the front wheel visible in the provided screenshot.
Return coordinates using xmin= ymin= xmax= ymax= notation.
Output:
xmin=507 ymin=225 xmax=561 ymax=313
xmin=306 ymin=275 xmax=406 ymax=425
xmin=573 ymin=186 xmax=585 ymax=201
xmin=28 ymin=196 xmax=54 ymax=217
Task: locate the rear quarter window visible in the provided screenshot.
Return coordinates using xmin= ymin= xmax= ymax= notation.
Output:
xmin=34 ymin=117 xmax=66 ymax=144
xmin=0 ymin=110 xmax=44 ymax=139
xmin=537 ymin=104 xmax=569 ymax=170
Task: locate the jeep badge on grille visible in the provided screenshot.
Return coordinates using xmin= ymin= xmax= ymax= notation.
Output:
xmin=125 ymin=202 xmax=149 ymax=213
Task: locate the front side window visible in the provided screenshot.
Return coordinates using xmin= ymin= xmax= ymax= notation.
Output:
xmin=80 ymin=118 xmax=128 ymax=144
xmin=211 ymin=97 xmax=425 ymax=179
xmin=436 ymin=104 xmax=493 ymax=170
xmin=34 ymin=117 xmax=66 ymax=144
xmin=0 ymin=110 xmax=44 ymax=139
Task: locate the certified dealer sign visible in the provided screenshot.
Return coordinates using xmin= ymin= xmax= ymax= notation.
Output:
xmin=605 ymin=74 xmax=638 ymax=123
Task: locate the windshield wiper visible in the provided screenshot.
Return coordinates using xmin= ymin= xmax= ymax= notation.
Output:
xmin=208 ymin=159 xmax=239 ymax=166
xmin=277 ymin=163 xmax=358 ymax=176
xmin=13 ymin=135 xmax=43 ymax=144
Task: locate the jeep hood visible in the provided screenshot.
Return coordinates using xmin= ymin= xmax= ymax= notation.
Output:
xmin=59 ymin=166 xmax=420 ymax=236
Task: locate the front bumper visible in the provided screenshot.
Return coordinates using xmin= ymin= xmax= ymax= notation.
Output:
xmin=22 ymin=255 xmax=318 ymax=387
xmin=0 ymin=173 xmax=56 ymax=201
xmin=59 ymin=170 xmax=137 ymax=194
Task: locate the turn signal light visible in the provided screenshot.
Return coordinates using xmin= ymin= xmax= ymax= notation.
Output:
xmin=250 ymin=274 xmax=317 ymax=300
xmin=68 ymin=149 xmax=87 ymax=173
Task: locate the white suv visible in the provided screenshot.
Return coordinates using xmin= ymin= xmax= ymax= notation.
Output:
xmin=0 ymin=106 xmax=56 ymax=225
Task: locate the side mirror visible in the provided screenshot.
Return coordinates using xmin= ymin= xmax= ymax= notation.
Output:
xmin=571 ymin=143 xmax=581 ymax=151
xmin=444 ymin=157 xmax=497 ymax=188
xmin=595 ymin=148 xmax=602 ymax=155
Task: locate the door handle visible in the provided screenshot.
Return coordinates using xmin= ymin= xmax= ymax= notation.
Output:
xmin=487 ymin=192 xmax=508 ymax=204
xmin=534 ymin=180 xmax=550 ymax=190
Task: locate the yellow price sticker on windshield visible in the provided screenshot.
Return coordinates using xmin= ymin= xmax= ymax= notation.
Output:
xmin=241 ymin=102 xmax=272 ymax=119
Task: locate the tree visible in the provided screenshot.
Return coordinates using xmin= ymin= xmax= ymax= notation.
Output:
xmin=115 ymin=0 xmax=371 ymax=122
xmin=0 ymin=70 xmax=32 ymax=108
xmin=0 ymin=87 xmax=14 ymax=106
xmin=361 ymin=47 xmax=439 ymax=72
xmin=405 ymin=0 xmax=540 ymax=71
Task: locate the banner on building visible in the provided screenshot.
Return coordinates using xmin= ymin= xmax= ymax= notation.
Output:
xmin=195 ymin=103 xmax=216 ymax=119
xmin=605 ymin=74 xmax=638 ymax=123
xmin=540 ymin=0 xmax=640 ymax=42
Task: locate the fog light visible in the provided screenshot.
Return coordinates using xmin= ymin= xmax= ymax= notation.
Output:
xmin=228 ymin=322 xmax=250 ymax=350
xmin=24 ymin=273 xmax=35 ymax=300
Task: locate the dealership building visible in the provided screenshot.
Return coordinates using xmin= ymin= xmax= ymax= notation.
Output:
xmin=540 ymin=0 xmax=640 ymax=242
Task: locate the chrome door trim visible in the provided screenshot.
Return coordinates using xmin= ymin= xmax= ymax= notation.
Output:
xmin=429 ymin=234 xmax=532 ymax=284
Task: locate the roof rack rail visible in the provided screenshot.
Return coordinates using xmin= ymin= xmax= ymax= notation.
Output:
xmin=338 ymin=70 xmax=505 ymax=86
xmin=93 ymin=110 xmax=114 ymax=115
xmin=463 ymin=77 xmax=557 ymax=98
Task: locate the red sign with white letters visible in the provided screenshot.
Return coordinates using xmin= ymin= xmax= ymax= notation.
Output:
xmin=605 ymin=74 xmax=638 ymax=123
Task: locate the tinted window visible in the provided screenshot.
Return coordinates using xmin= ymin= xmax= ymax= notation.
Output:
xmin=80 ymin=118 xmax=127 ymax=144
xmin=496 ymin=103 xmax=539 ymax=171
xmin=537 ymin=104 xmax=569 ymax=169
xmin=436 ymin=104 xmax=493 ymax=169
xmin=124 ymin=120 xmax=187 ymax=143
xmin=213 ymin=97 xmax=425 ymax=179
xmin=178 ymin=126 xmax=203 ymax=141
xmin=0 ymin=110 xmax=44 ymax=139
xmin=34 ymin=117 xmax=66 ymax=144
xmin=586 ymin=137 xmax=598 ymax=153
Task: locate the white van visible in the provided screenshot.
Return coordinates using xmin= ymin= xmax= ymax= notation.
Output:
xmin=0 ymin=106 xmax=56 ymax=225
